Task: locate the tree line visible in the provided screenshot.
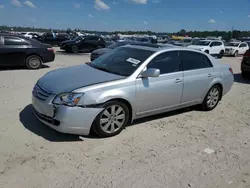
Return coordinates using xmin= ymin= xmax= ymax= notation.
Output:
xmin=1 ymin=25 xmax=249 ymax=40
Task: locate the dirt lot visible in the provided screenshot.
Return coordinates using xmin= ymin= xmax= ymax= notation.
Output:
xmin=0 ymin=49 xmax=250 ymax=188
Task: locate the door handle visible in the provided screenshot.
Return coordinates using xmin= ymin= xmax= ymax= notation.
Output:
xmin=174 ymin=78 xmax=182 ymax=83
xmin=208 ymin=73 xmax=212 ymax=78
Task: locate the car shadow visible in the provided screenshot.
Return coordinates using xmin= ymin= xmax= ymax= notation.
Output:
xmin=19 ymin=104 xmax=86 ymax=142
xmin=20 ymin=104 xmax=200 ymax=141
xmin=0 ymin=65 xmax=50 ymax=71
xmin=234 ymin=73 xmax=250 ymax=84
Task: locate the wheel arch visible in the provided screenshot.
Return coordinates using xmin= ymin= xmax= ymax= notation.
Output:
xmin=104 ymin=98 xmax=134 ymax=124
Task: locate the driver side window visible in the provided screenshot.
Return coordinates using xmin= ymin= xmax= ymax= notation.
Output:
xmin=147 ymin=51 xmax=181 ymax=75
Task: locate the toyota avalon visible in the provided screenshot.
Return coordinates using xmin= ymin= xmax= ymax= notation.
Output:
xmin=32 ymin=45 xmax=234 ymax=137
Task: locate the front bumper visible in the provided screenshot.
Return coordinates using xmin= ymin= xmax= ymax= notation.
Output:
xmin=224 ymin=50 xmax=235 ymax=55
xmin=32 ymin=95 xmax=103 ymax=135
xmin=90 ymin=54 xmax=99 ymax=61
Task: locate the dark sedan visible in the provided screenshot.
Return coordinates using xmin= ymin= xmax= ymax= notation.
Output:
xmin=0 ymin=34 xmax=55 ymax=69
xmin=60 ymin=35 xmax=106 ymax=53
xmin=90 ymin=41 xmax=161 ymax=61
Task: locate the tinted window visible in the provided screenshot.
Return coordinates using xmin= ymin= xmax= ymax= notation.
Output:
xmin=88 ymin=36 xmax=99 ymax=40
xmin=147 ymin=51 xmax=180 ymax=74
xmin=180 ymin=51 xmax=212 ymax=71
xmin=240 ymin=43 xmax=247 ymax=47
xmin=4 ymin=37 xmax=29 ymax=45
xmin=213 ymin=42 xmax=222 ymax=46
xmin=88 ymin=47 xmax=153 ymax=76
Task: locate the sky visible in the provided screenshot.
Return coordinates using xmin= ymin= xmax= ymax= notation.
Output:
xmin=0 ymin=0 xmax=250 ymax=32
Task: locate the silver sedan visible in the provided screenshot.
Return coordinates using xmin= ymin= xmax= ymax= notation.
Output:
xmin=32 ymin=45 xmax=234 ymax=137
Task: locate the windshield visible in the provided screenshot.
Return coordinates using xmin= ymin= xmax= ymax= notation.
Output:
xmin=226 ymin=42 xmax=240 ymax=47
xmin=182 ymin=39 xmax=192 ymax=43
xmin=73 ymin=36 xmax=84 ymax=41
xmin=88 ymin=47 xmax=153 ymax=76
xmin=108 ymin=42 xmax=128 ymax=49
xmin=194 ymin=41 xmax=211 ymax=46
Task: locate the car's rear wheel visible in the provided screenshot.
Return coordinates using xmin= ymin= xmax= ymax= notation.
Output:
xmin=71 ymin=46 xmax=79 ymax=53
xmin=241 ymin=71 xmax=248 ymax=79
xmin=218 ymin=50 xmax=224 ymax=59
xmin=201 ymin=85 xmax=221 ymax=111
xmin=26 ymin=55 xmax=42 ymax=69
xmin=93 ymin=100 xmax=129 ymax=137
xmin=234 ymin=51 xmax=238 ymax=57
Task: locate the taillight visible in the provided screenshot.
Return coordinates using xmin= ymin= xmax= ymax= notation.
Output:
xmin=244 ymin=51 xmax=250 ymax=58
xmin=229 ymin=67 xmax=233 ymax=74
xmin=47 ymin=48 xmax=55 ymax=53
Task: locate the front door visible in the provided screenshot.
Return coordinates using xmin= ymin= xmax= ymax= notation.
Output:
xmin=179 ymin=51 xmax=214 ymax=104
xmin=135 ymin=51 xmax=183 ymax=116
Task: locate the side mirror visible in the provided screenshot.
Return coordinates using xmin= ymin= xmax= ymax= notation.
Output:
xmin=139 ymin=68 xmax=160 ymax=78
xmin=209 ymin=43 xmax=213 ymax=47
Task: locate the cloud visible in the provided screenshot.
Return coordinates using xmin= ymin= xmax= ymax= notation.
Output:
xmin=0 ymin=5 xmax=4 ymax=8
xmin=208 ymin=19 xmax=216 ymax=23
xmin=24 ymin=1 xmax=36 ymax=8
xmin=132 ymin=0 xmax=147 ymax=4
xmin=143 ymin=21 xmax=148 ymax=24
xmin=28 ymin=18 xmax=36 ymax=22
xmin=74 ymin=3 xmax=80 ymax=8
xmin=11 ymin=0 xmax=21 ymax=7
xmin=88 ymin=14 xmax=93 ymax=17
xmin=248 ymin=15 xmax=250 ymax=18
xmin=152 ymin=0 xmax=160 ymax=3
xmin=94 ymin=0 xmax=110 ymax=10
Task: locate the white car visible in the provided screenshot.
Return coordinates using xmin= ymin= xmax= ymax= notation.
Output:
xmin=21 ymin=32 xmax=38 ymax=39
xmin=187 ymin=40 xmax=225 ymax=58
xmin=224 ymin=42 xmax=249 ymax=57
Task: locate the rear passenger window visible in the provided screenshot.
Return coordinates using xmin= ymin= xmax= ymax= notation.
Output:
xmin=180 ymin=51 xmax=212 ymax=71
xmin=4 ymin=37 xmax=29 ymax=46
xmin=147 ymin=51 xmax=181 ymax=74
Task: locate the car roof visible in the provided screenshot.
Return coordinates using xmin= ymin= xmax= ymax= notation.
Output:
xmin=123 ymin=44 xmax=182 ymax=52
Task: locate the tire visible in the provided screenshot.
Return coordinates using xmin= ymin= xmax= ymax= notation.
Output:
xmin=234 ymin=51 xmax=238 ymax=57
xmin=92 ymin=100 xmax=130 ymax=137
xmin=204 ymin=50 xmax=209 ymax=54
xmin=218 ymin=50 xmax=224 ymax=59
xmin=71 ymin=46 xmax=79 ymax=53
xmin=241 ymin=71 xmax=248 ymax=79
xmin=26 ymin=55 xmax=42 ymax=70
xmin=201 ymin=85 xmax=222 ymax=111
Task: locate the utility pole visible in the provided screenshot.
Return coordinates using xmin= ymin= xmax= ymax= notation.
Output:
xmin=231 ymin=26 xmax=234 ymax=39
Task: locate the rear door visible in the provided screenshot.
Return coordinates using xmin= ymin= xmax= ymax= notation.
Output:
xmin=1 ymin=36 xmax=31 ymax=65
xmin=239 ymin=43 xmax=248 ymax=55
xmin=180 ymin=51 xmax=214 ymax=105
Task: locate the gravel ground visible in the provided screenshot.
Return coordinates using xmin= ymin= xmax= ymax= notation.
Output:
xmin=0 ymin=49 xmax=250 ymax=188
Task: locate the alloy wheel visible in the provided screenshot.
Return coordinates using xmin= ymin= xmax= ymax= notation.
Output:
xmin=100 ymin=105 xmax=126 ymax=134
xmin=28 ymin=57 xmax=41 ymax=69
xmin=207 ymin=88 xmax=219 ymax=108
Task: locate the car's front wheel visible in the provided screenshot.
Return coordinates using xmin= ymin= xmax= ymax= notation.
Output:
xmin=71 ymin=46 xmax=79 ymax=53
xmin=201 ymin=85 xmax=222 ymax=111
xmin=26 ymin=55 xmax=42 ymax=69
xmin=241 ymin=71 xmax=248 ymax=79
xmin=218 ymin=50 xmax=224 ymax=59
xmin=93 ymin=100 xmax=130 ymax=137
xmin=234 ymin=51 xmax=238 ymax=57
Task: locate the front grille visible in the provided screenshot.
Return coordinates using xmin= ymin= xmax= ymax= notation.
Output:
xmin=32 ymin=83 xmax=52 ymax=101
xmin=33 ymin=108 xmax=60 ymax=126
xmin=225 ymin=49 xmax=230 ymax=52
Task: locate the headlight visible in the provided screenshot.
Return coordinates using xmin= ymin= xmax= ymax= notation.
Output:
xmin=53 ymin=93 xmax=84 ymax=106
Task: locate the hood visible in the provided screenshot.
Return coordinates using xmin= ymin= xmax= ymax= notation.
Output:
xmin=187 ymin=45 xmax=207 ymax=49
xmin=37 ymin=64 xmax=125 ymax=94
xmin=61 ymin=40 xmax=76 ymax=45
xmin=225 ymin=46 xmax=237 ymax=49
xmin=92 ymin=48 xmax=111 ymax=55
